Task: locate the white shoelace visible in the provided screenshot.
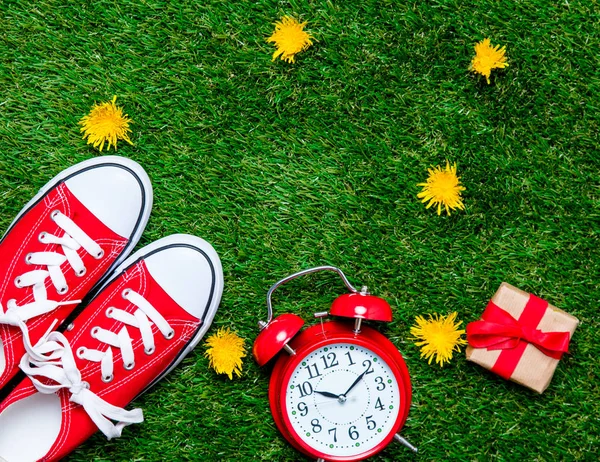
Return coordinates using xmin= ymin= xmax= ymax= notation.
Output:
xmin=20 ymin=289 xmax=174 ymax=439
xmin=0 ymin=210 xmax=103 ymax=356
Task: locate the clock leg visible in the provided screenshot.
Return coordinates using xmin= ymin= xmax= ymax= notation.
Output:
xmin=394 ymin=433 xmax=418 ymax=453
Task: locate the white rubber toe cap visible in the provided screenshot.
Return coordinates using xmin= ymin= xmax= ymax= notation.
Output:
xmin=0 ymin=393 xmax=62 ymax=462
xmin=65 ymin=160 xmax=151 ymax=239
xmin=143 ymin=235 xmax=223 ymax=320
xmin=6 ymin=156 xmax=152 ymax=247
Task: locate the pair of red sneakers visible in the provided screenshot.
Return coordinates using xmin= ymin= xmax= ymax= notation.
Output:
xmin=0 ymin=156 xmax=223 ymax=461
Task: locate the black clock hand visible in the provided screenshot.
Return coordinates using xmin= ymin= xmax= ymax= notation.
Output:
xmin=314 ymin=390 xmax=340 ymax=399
xmin=343 ymin=367 xmax=369 ymax=397
xmin=315 ymin=366 xmax=370 ymax=402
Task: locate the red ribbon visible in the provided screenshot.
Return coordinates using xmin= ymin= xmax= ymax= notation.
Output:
xmin=466 ymin=294 xmax=571 ymax=379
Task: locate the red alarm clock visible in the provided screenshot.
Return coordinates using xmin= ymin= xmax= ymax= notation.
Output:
xmin=253 ymin=266 xmax=417 ymax=461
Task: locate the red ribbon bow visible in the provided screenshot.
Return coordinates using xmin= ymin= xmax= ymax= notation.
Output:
xmin=466 ymin=294 xmax=571 ymax=379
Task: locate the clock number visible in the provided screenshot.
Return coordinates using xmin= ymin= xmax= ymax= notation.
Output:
xmin=311 ymin=419 xmax=322 ymax=433
xmin=365 ymin=415 xmax=377 ymax=431
xmin=320 ymin=352 xmax=339 ymax=369
xmin=362 ymin=359 xmax=374 ymax=374
xmin=345 ymin=351 xmax=356 ymax=366
xmin=348 ymin=425 xmax=359 ymax=440
xmin=305 ymin=363 xmax=322 ymax=379
xmin=375 ymin=397 xmax=385 ymax=411
xmin=328 ymin=427 xmax=337 ymax=443
xmin=298 ymin=381 xmax=313 ymax=398
xmin=297 ymin=402 xmax=308 ymax=417
xmin=375 ymin=376 xmax=386 ymax=391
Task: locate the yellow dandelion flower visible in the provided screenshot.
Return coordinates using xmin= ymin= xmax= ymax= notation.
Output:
xmin=417 ymin=161 xmax=466 ymax=216
xmin=410 ymin=312 xmax=467 ymax=367
xmin=266 ymin=16 xmax=313 ymax=63
xmin=79 ymin=96 xmax=133 ymax=151
xmin=469 ymin=38 xmax=508 ymax=84
xmin=205 ymin=328 xmax=246 ymax=380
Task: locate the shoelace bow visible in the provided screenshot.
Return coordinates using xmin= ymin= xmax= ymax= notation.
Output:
xmin=20 ymin=289 xmax=174 ymax=439
xmin=0 ymin=210 xmax=103 ymax=357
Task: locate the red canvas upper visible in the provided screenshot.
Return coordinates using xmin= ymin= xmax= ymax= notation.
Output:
xmin=0 ymin=182 xmax=128 ymax=389
xmin=0 ymin=259 xmax=203 ymax=461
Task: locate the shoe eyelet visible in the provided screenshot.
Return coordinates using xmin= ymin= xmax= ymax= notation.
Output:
xmin=121 ymin=288 xmax=132 ymax=299
xmin=164 ymin=329 xmax=175 ymax=340
xmin=14 ymin=277 xmax=22 ymax=288
xmin=81 ymin=381 xmax=90 ymax=390
xmin=57 ymin=285 xmax=68 ymax=295
xmin=102 ymin=374 xmax=114 ymax=383
xmin=124 ymin=361 xmax=135 ymax=371
xmin=75 ymin=267 xmax=87 ymax=277
xmin=105 ymin=307 xmax=114 ymax=318
xmin=25 ymin=253 xmax=34 ymax=264
xmin=50 ymin=210 xmax=61 ymax=221
xmin=66 ymin=322 xmax=75 ymax=331
xmin=76 ymin=347 xmax=87 ymax=358
xmin=144 ymin=346 xmax=155 ymax=355
xmin=94 ymin=248 xmax=104 ymax=260
xmin=38 ymin=232 xmax=48 ymax=243
xmin=90 ymin=326 xmax=100 ymax=338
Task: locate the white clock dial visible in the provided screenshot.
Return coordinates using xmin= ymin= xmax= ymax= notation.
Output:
xmin=284 ymin=343 xmax=401 ymax=458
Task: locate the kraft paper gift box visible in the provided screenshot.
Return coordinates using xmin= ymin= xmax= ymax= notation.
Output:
xmin=466 ymin=282 xmax=578 ymax=393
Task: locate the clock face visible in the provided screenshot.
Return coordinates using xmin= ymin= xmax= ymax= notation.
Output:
xmin=283 ymin=342 xmax=402 ymax=459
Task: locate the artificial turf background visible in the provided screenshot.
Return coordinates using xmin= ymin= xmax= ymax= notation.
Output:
xmin=0 ymin=0 xmax=598 ymax=460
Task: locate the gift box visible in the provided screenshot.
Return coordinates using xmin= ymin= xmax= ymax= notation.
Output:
xmin=466 ymin=282 xmax=578 ymax=393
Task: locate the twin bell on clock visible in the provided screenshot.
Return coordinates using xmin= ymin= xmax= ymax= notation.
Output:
xmin=253 ymin=266 xmax=417 ymax=462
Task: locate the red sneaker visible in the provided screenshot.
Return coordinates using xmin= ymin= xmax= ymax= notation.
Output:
xmin=0 ymin=234 xmax=223 ymax=461
xmin=0 ymin=156 xmax=152 ymax=391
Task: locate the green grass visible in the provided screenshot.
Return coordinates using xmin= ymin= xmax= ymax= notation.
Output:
xmin=0 ymin=0 xmax=599 ymax=460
